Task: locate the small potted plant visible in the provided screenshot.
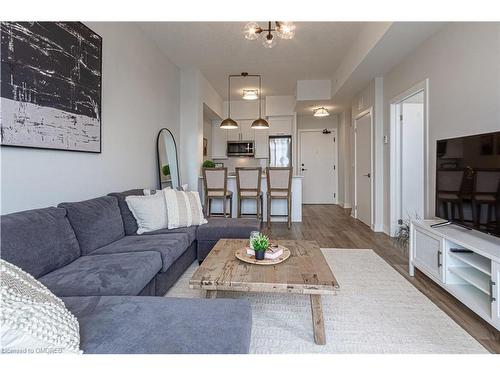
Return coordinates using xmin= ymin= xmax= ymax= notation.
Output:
xmin=162 ymin=164 xmax=170 ymax=177
xmin=251 ymin=233 xmax=269 ymax=260
xmin=202 ymin=160 xmax=215 ymax=168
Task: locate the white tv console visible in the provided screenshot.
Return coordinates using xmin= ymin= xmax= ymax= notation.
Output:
xmin=409 ymin=220 xmax=500 ymax=331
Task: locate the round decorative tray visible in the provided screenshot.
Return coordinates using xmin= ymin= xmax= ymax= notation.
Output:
xmin=235 ymin=245 xmax=291 ymax=266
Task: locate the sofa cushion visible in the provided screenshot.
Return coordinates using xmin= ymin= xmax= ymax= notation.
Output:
xmin=62 ymin=296 xmax=252 ymax=354
xmin=143 ymin=225 xmax=197 ymax=244
xmin=38 ymin=252 xmax=161 ymax=297
xmin=125 ymin=192 xmax=168 ymax=234
xmin=59 ymin=196 xmax=125 ymax=255
xmin=91 ymin=234 xmax=190 ymax=272
xmin=108 ymin=189 xmax=145 ymax=235
xmin=0 ymin=207 xmax=80 ymax=278
xmin=196 ymin=217 xmax=260 ymax=241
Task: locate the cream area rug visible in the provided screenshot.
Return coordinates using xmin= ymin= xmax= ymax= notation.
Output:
xmin=165 ymin=249 xmax=488 ymax=354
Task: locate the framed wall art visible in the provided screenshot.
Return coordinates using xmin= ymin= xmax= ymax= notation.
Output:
xmin=0 ymin=22 xmax=102 ymax=153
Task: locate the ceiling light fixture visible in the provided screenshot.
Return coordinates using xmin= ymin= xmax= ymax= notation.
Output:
xmin=242 ymin=89 xmax=258 ymax=100
xmin=243 ymin=21 xmax=296 ymax=49
xmin=313 ymin=107 xmax=330 ymax=117
xmin=220 ymin=74 xmax=238 ymax=129
xmin=250 ymin=73 xmax=269 ymax=129
xmin=221 ymin=73 xmax=269 ymax=130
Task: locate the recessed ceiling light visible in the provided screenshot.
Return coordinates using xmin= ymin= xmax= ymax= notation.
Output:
xmin=313 ymin=107 xmax=330 ymax=117
xmin=242 ymin=89 xmax=258 ymax=100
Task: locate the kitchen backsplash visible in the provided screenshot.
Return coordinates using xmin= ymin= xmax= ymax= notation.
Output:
xmin=212 ymin=157 xmax=267 ymax=173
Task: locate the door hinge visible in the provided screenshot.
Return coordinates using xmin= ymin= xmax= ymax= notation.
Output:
xmin=334 ymin=137 xmax=336 ymax=142
xmin=334 ymin=165 xmax=336 ymax=170
xmin=398 ymin=219 xmax=403 ymax=225
xmin=399 ymin=114 xmax=403 ymax=121
xmin=334 ymin=193 xmax=336 ymax=198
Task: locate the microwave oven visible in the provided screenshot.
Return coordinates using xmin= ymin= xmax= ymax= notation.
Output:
xmin=227 ymin=141 xmax=254 ymax=157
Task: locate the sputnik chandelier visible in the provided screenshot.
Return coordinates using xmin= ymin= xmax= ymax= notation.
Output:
xmin=243 ymin=21 xmax=296 ymax=48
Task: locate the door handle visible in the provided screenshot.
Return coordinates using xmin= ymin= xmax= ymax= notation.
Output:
xmin=490 ymin=280 xmax=496 ymax=303
xmin=363 ymin=173 xmax=371 ymax=178
xmin=301 ymin=168 xmax=307 ymax=171
xmin=437 ymin=250 xmax=442 ymax=268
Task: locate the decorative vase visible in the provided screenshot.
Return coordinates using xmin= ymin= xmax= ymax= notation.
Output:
xmin=254 ymin=250 xmax=265 ymax=260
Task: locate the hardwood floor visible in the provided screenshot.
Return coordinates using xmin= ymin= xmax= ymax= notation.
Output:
xmin=261 ymin=204 xmax=500 ymax=353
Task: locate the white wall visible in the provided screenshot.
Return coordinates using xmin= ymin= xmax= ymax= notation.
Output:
xmin=383 ymin=22 xmax=500 ymax=232
xmin=1 ymin=22 xmax=181 ymax=214
xmin=297 ymin=114 xmax=338 ymax=130
xmin=179 ymin=69 xmax=223 ymax=191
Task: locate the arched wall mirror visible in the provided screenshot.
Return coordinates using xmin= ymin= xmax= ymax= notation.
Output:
xmin=157 ymin=128 xmax=180 ymax=190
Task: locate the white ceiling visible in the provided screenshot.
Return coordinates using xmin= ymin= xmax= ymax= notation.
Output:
xmin=138 ymin=22 xmax=365 ymax=100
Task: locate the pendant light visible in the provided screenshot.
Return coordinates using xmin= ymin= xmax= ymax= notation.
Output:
xmin=220 ymin=75 xmax=238 ymax=129
xmin=251 ymin=74 xmax=269 ymax=129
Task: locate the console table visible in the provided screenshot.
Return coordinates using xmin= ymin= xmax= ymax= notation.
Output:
xmin=409 ymin=220 xmax=500 ymax=331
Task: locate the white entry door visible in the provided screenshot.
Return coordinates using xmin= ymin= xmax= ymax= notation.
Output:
xmin=355 ymin=111 xmax=372 ymax=227
xmin=299 ymin=130 xmax=337 ymax=204
xmin=400 ymin=91 xmax=425 ymax=222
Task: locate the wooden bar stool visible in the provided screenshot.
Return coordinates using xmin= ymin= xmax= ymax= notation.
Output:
xmin=266 ymin=167 xmax=292 ymax=229
xmin=235 ymin=167 xmax=263 ymax=222
xmin=472 ymin=170 xmax=500 ymax=231
xmin=202 ymin=167 xmax=233 ymax=218
xmin=436 ymin=169 xmax=466 ymax=222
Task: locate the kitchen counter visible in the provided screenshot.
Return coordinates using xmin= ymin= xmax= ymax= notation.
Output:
xmin=198 ymin=175 xmax=302 ymax=222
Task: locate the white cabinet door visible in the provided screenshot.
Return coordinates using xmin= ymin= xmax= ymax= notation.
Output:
xmin=227 ymin=128 xmax=240 ymax=141
xmin=254 ymin=128 xmax=268 ymax=159
xmin=492 ymin=261 xmax=500 ymax=328
xmin=268 ymin=116 xmax=292 ymax=135
xmin=412 ymin=228 xmax=444 ymax=282
xmin=239 ymin=120 xmax=254 ymax=141
xmin=211 ymin=122 xmax=227 ymax=159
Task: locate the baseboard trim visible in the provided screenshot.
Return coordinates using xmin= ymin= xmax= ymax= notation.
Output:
xmin=339 ymin=202 xmax=352 ymax=209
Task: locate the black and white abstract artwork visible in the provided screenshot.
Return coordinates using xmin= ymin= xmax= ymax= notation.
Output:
xmin=0 ymin=22 xmax=102 ymax=152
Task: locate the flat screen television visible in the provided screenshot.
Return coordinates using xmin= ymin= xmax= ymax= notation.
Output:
xmin=436 ymin=131 xmax=500 ymax=237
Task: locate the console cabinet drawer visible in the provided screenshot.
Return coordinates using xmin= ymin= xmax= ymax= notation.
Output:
xmin=412 ymin=228 xmax=444 ymax=282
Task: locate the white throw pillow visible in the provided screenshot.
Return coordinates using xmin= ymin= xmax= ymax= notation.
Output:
xmin=0 ymin=259 xmax=81 ymax=354
xmin=125 ymin=191 xmax=168 ymax=234
xmin=163 ymin=189 xmax=207 ymax=229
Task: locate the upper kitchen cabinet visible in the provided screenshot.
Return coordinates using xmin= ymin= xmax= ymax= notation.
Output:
xmin=211 ymin=120 xmax=228 ymax=159
xmin=227 ymin=119 xmax=254 ymax=141
xmin=268 ymin=116 xmax=293 ymax=136
xmin=254 ymin=127 xmax=269 ymax=159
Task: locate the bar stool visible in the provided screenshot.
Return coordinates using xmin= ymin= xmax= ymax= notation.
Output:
xmin=266 ymin=167 xmax=293 ymax=229
xmin=472 ymin=170 xmax=500 ymax=231
xmin=235 ymin=167 xmax=263 ymax=222
xmin=202 ymin=167 xmax=232 ymax=218
xmin=436 ymin=169 xmax=466 ymax=222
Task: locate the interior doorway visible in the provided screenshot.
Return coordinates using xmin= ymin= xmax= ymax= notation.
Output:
xmin=298 ymin=129 xmax=338 ymax=204
xmin=354 ymin=109 xmax=373 ymax=227
xmin=390 ymin=80 xmax=428 ymax=235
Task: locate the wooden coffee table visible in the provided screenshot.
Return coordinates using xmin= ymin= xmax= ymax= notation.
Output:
xmin=189 ymin=239 xmax=339 ymax=345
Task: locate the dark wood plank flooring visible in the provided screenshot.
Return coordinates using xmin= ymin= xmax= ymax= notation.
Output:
xmin=261 ymin=204 xmax=500 ymax=353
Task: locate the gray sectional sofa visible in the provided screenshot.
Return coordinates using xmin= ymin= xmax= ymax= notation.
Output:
xmin=0 ymin=189 xmax=260 ymax=354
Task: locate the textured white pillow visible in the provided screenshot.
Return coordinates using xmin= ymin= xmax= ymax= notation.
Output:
xmin=0 ymin=259 xmax=81 ymax=354
xmin=163 ymin=189 xmax=207 ymax=229
xmin=126 ymin=191 xmax=168 ymax=234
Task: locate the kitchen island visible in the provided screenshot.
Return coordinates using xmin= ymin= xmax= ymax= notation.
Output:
xmin=198 ymin=174 xmax=302 ymax=222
